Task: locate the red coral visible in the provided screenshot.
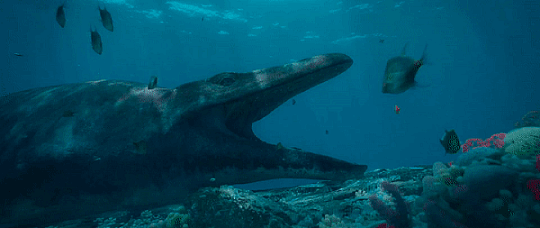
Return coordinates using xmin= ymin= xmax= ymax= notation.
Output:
xmin=527 ymin=179 xmax=540 ymax=201
xmin=461 ymin=133 xmax=506 ymax=152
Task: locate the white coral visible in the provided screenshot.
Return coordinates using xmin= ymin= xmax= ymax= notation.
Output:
xmin=504 ymin=127 xmax=540 ymax=157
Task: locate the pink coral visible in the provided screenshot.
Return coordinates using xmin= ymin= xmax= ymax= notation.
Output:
xmin=527 ymin=179 xmax=540 ymax=201
xmin=461 ymin=133 xmax=506 ymax=153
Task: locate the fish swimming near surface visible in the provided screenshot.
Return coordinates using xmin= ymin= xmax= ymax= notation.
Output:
xmin=440 ymin=129 xmax=461 ymax=154
xmin=148 ymin=76 xmax=158 ymax=89
xmin=99 ymin=5 xmax=114 ymax=32
xmin=55 ymin=3 xmax=66 ymax=28
xmin=0 ymin=53 xmax=365 ymax=226
xmin=382 ymin=43 xmax=427 ymax=94
xmin=90 ymin=27 xmax=103 ymax=55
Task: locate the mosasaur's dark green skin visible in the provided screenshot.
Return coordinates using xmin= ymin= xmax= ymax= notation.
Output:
xmin=0 ymin=53 xmax=366 ymax=226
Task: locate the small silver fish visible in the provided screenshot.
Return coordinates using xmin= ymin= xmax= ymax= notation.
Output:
xmin=382 ymin=43 xmax=427 ymax=94
xmin=440 ymin=129 xmax=461 ymax=154
xmin=148 ymin=76 xmax=158 ymax=89
xmin=90 ymin=27 xmax=103 ymax=55
xmin=99 ymin=6 xmax=114 ymax=32
xmin=56 ymin=3 xmax=66 ymax=28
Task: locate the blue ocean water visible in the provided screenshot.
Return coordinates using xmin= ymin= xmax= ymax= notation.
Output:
xmin=1 ymin=0 xmax=540 ymax=226
xmin=2 ymin=0 xmax=538 ymax=180
xmin=6 ymin=0 xmax=534 ymax=170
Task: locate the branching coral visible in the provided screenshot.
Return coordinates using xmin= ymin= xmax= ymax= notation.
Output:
xmin=368 ymin=181 xmax=410 ymax=228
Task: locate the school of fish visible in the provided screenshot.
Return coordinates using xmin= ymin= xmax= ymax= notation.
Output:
xmin=55 ymin=3 xmax=113 ymax=55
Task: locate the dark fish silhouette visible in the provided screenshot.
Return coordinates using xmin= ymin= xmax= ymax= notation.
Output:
xmin=55 ymin=3 xmax=66 ymax=28
xmin=382 ymin=43 xmax=427 ymax=94
xmin=13 ymin=53 xmax=23 ymax=57
xmin=292 ymin=99 xmax=296 ymax=105
xmin=440 ymin=129 xmax=461 ymax=154
xmin=148 ymin=76 xmax=158 ymax=89
xmin=99 ymin=6 xmax=114 ymax=32
xmin=90 ymin=27 xmax=103 ymax=55
xmin=379 ymin=39 xmax=385 ymax=43
xmin=62 ymin=110 xmax=74 ymax=117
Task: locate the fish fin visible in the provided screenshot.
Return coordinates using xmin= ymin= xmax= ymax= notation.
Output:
xmin=420 ymin=44 xmax=433 ymax=65
xmin=58 ymin=0 xmax=67 ymax=8
xmin=401 ymin=42 xmax=409 ymax=56
xmin=411 ymin=81 xmax=431 ymax=89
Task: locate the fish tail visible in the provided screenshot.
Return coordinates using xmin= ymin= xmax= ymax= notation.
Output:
xmin=401 ymin=42 xmax=409 ymax=56
xmin=420 ymin=44 xmax=429 ymax=64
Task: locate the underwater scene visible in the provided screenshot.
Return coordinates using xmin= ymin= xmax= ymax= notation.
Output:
xmin=1 ymin=0 xmax=540 ymax=227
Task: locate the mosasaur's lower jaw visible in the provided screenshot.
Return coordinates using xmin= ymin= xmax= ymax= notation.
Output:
xmin=0 ymin=53 xmax=362 ymax=227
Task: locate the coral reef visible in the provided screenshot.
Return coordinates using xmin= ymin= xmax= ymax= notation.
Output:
xmin=37 ymin=128 xmax=540 ymax=228
xmin=504 ymin=127 xmax=540 ymax=157
xmin=419 ymin=142 xmax=540 ymax=228
xmin=514 ymin=111 xmax=540 ymax=128
xmin=461 ymin=133 xmax=506 ymax=153
xmin=368 ymin=181 xmax=411 ymax=228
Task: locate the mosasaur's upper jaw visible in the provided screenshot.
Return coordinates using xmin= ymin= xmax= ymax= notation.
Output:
xmin=176 ymin=53 xmax=353 ymax=140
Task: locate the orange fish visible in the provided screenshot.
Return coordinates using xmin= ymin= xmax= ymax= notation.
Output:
xmin=394 ymin=105 xmax=401 ymax=114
